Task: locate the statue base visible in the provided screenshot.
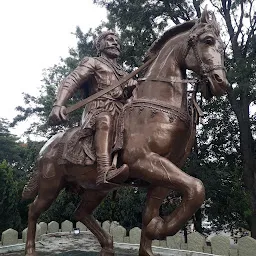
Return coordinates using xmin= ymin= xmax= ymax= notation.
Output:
xmin=0 ymin=232 xmax=217 ymax=256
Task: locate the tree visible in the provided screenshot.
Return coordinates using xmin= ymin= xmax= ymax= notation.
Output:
xmin=94 ymin=188 xmax=147 ymax=230
xmin=38 ymin=190 xmax=80 ymax=224
xmin=0 ymin=161 xmax=21 ymax=234
xmin=0 ymin=118 xmax=25 ymax=165
xmin=184 ymin=97 xmax=250 ymax=232
xmin=94 ymin=0 xmax=202 ymax=68
xmin=0 ymin=118 xmax=46 ymax=230
xmin=205 ymin=0 xmax=256 ymax=237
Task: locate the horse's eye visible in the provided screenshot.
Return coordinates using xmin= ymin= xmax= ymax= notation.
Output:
xmin=204 ymin=36 xmax=215 ymax=45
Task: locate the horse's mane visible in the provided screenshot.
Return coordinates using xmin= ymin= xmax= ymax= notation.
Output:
xmin=145 ymin=13 xmax=220 ymax=61
xmin=145 ymin=20 xmax=197 ymax=60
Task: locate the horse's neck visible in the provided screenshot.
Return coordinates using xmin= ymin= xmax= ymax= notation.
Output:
xmin=136 ymin=40 xmax=188 ymax=110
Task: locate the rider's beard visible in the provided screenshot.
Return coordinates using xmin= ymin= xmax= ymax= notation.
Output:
xmin=102 ymin=47 xmax=120 ymax=59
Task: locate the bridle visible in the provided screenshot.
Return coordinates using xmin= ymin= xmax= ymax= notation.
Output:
xmin=137 ymin=23 xmax=226 ymax=123
xmin=139 ymin=23 xmax=225 ymax=87
xmin=184 ymin=24 xmax=226 ymax=80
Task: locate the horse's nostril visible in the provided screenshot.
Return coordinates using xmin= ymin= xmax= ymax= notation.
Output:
xmin=213 ymin=74 xmax=223 ymax=83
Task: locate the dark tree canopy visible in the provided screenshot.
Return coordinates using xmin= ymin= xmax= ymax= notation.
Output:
xmin=0 ymin=161 xmax=21 ymax=234
xmin=0 ymin=118 xmax=25 ymax=165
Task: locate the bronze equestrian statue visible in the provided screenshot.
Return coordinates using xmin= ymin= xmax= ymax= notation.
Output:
xmin=22 ymin=9 xmax=229 ymax=256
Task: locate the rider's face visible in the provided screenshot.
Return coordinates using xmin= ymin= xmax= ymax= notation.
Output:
xmin=101 ymin=34 xmax=121 ymax=58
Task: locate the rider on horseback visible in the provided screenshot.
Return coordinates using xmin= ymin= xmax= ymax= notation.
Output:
xmin=48 ymin=31 xmax=137 ymax=186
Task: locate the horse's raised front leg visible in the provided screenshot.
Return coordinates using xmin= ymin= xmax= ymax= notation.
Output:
xmin=131 ymin=153 xmax=205 ymax=240
xmin=139 ymin=186 xmax=170 ymax=256
xmin=25 ymin=163 xmax=64 ymax=256
xmin=74 ymin=189 xmax=113 ymax=256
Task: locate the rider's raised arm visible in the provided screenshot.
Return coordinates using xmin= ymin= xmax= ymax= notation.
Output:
xmin=54 ymin=57 xmax=96 ymax=107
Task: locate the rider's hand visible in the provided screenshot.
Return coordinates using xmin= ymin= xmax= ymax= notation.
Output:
xmin=48 ymin=105 xmax=67 ymax=125
xmin=111 ymin=87 xmax=123 ymax=99
xmin=127 ymin=79 xmax=137 ymax=88
xmin=123 ymin=79 xmax=137 ymax=99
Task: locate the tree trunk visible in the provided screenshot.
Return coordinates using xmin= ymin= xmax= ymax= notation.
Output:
xmin=193 ymin=208 xmax=203 ymax=233
xmin=228 ymin=90 xmax=256 ymax=238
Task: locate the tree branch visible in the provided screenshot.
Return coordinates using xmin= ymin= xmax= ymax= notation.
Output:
xmin=243 ymin=2 xmax=256 ymax=56
xmin=233 ymin=2 xmax=244 ymax=44
xmin=193 ymin=0 xmax=201 ymax=18
xmin=177 ymin=3 xmax=191 ymax=21
xmin=210 ymin=0 xmax=225 ymax=19
xmin=221 ymin=0 xmax=240 ymax=59
xmin=243 ymin=19 xmax=256 ymax=57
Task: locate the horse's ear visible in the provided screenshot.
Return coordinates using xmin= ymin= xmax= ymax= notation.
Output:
xmin=211 ymin=11 xmax=217 ymax=23
xmin=200 ymin=5 xmax=210 ymax=23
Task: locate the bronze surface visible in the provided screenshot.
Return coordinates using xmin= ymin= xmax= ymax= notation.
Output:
xmin=23 ymin=9 xmax=229 ymax=256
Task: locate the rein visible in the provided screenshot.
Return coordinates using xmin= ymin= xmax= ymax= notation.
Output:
xmin=138 ymin=76 xmax=203 ymax=119
xmin=138 ymin=76 xmax=197 ymax=84
xmin=138 ymin=24 xmax=225 ymax=121
xmin=66 ymin=54 xmax=157 ymax=114
xmin=133 ymin=26 xmax=228 ymax=162
xmin=66 ymin=23 xmax=224 ymax=125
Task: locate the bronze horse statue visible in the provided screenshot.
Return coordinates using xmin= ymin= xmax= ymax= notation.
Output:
xmin=23 ymin=9 xmax=229 ymax=256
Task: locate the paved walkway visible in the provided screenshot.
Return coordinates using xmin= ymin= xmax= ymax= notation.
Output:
xmin=0 ymin=232 xmax=137 ymax=255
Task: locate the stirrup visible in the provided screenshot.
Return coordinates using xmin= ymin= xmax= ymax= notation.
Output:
xmin=103 ymin=170 xmax=122 ymax=186
xmin=96 ymin=166 xmax=119 ymax=187
xmin=95 ymin=170 xmax=121 ymax=188
xmin=96 ymin=164 xmax=129 ymax=187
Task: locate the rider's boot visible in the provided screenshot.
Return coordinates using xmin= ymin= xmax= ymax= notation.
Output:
xmin=96 ymin=154 xmax=129 ymax=186
xmin=95 ymin=113 xmax=129 ymax=186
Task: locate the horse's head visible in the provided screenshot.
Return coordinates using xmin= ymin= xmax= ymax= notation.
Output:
xmin=183 ymin=8 xmax=229 ymax=99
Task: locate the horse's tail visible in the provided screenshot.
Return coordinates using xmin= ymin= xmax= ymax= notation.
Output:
xmin=22 ymin=164 xmax=40 ymax=200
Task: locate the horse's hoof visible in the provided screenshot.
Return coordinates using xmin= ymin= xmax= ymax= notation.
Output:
xmin=139 ymin=248 xmax=154 ymax=256
xmin=25 ymin=250 xmax=37 ymax=256
xmin=146 ymin=216 xmax=165 ymax=240
xmin=100 ymin=247 xmax=114 ymax=256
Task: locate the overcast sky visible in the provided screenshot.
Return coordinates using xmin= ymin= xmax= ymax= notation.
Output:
xmin=0 ymin=0 xmax=107 ymax=138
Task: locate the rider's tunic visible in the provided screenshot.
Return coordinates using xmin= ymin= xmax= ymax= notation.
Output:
xmin=57 ymin=56 xmax=129 ymax=165
xmin=57 ymin=56 xmax=128 ymax=130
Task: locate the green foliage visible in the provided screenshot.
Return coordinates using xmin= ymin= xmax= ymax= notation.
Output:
xmin=94 ymin=188 xmax=147 ymax=230
xmin=185 ymin=96 xmax=251 ymax=231
xmin=0 ymin=118 xmax=25 ymax=165
xmin=0 ymin=118 xmax=45 ymax=231
xmin=38 ymin=187 xmax=146 ymax=231
xmin=21 ymin=140 xmax=44 ymax=173
xmin=94 ymin=0 xmax=200 ymax=68
xmin=0 ymin=161 xmax=21 ymax=234
xmin=39 ymin=190 xmax=80 ymax=224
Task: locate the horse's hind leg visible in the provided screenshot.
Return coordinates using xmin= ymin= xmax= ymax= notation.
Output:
xmin=131 ymin=153 xmax=205 ymax=240
xmin=25 ymin=163 xmax=64 ymax=256
xmin=74 ymin=190 xmax=113 ymax=256
xmin=139 ymin=187 xmax=170 ymax=256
